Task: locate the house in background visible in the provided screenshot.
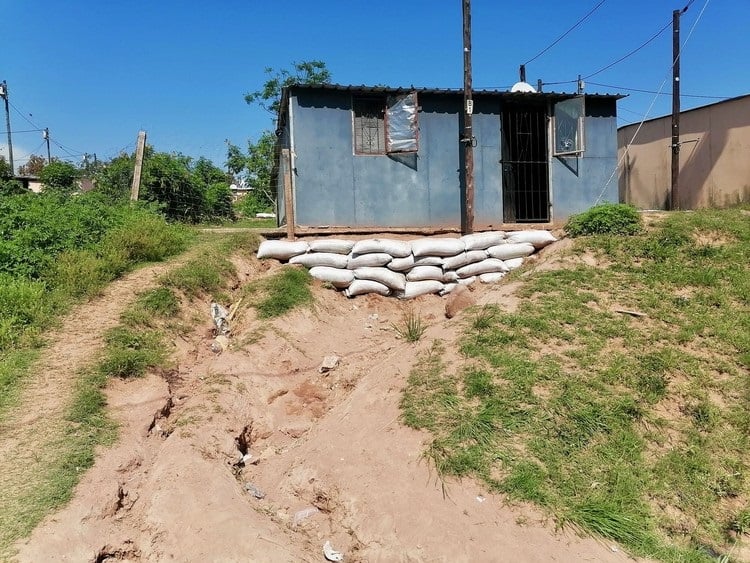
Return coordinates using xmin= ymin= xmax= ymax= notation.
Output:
xmin=274 ymin=83 xmax=623 ymax=230
xmin=618 ymin=94 xmax=750 ymax=210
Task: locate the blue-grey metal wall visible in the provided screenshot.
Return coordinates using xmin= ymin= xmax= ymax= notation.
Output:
xmin=287 ymin=90 xmax=618 ymax=227
xmin=550 ymin=98 xmax=619 ymax=221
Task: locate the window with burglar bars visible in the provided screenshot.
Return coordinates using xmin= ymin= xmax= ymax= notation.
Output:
xmin=352 ymin=93 xmax=419 ymax=155
xmin=353 ymin=98 xmax=386 ymax=154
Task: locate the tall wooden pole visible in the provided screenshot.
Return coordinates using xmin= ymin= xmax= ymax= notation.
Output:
xmin=670 ymin=9 xmax=681 ymax=211
xmin=130 ymin=130 xmax=147 ymax=201
xmin=462 ymin=0 xmax=475 ymax=234
xmin=1 ymin=81 xmax=14 ymax=173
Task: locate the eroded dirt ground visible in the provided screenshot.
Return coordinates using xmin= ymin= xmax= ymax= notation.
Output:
xmin=12 ymin=245 xmax=635 ymax=562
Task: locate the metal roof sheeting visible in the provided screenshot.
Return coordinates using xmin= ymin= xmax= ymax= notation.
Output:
xmin=284 ymin=83 xmax=625 ymax=100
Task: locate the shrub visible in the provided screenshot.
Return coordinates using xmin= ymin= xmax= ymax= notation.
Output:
xmin=565 ymin=204 xmax=642 ymax=237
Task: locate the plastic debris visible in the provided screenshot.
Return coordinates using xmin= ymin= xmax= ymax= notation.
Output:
xmin=211 ymin=302 xmax=230 ymax=335
xmin=323 ymin=540 xmax=344 ymax=562
xmin=244 ymin=483 xmax=266 ymax=499
xmin=293 ymin=506 xmax=319 ymax=527
xmin=319 ymin=356 xmax=340 ymax=374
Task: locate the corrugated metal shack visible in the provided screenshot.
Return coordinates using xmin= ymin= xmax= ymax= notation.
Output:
xmin=275 ymin=84 xmax=623 ymax=230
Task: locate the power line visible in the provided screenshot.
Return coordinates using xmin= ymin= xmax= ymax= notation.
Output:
xmin=584 ymin=20 xmax=671 ymax=80
xmin=587 ymin=81 xmax=728 ymax=99
xmin=7 ymin=100 xmax=42 ymax=130
xmin=523 ymin=0 xmax=608 ymax=66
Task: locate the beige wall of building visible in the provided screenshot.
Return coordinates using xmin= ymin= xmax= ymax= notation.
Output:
xmin=618 ymin=94 xmax=750 ymax=210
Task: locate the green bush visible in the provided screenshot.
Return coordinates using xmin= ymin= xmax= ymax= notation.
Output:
xmin=565 ymin=204 xmax=642 ymax=237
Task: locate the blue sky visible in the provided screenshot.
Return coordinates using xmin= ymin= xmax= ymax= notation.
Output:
xmin=1 ymin=0 xmax=746 ymax=171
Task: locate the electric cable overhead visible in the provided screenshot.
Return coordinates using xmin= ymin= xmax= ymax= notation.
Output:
xmin=583 ymin=20 xmax=671 ymax=80
xmin=587 ymin=81 xmax=729 ymax=99
xmin=523 ymin=0 xmax=608 ymax=66
xmin=8 ymin=100 xmax=42 ymax=130
xmin=593 ymin=0 xmax=712 ymax=205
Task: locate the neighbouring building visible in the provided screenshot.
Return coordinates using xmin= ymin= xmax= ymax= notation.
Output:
xmin=618 ymin=93 xmax=750 ymax=210
xmin=274 ymin=84 xmax=623 ymax=230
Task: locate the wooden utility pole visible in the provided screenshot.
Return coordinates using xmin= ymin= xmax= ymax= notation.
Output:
xmin=462 ymin=0 xmax=475 ymax=234
xmin=43 ymin=128 xmax=51 ymax=164
xmin=130 ymin=130 xmax=147 ymax=201
xmin=281 ymin=148 xmax=296 ymax=240
xmin=670 ymin=9 xmax=681 ymax=211
xmin=0 ymin=81 xmax=14 ymax=172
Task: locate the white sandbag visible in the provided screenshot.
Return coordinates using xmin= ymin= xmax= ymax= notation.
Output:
xmin=406 ymin=265 xmax=444 ymax=282
xmin=486 ymin=242 xmax=535 ymax=260
xmin=414 ymin=256 xmax=444 ymax=266
xmin=457 ymin=258 xmax=509 ymax=278
xmin=397 ymin=280 xmax=444 ymax=299
xmin=388 ymin=254 xmax=444 ymax=271
xmin=458 ymin=276 xmax=476 ymax=286
xmin=504 ymin=257 xmax=525 ymax=270
xmin=506 ymin=230 xmax=557 ymax=249
xmin=443 ymin=270 xmax=460 ymax=283
xmin=461 ymin=231 xmax=506 ymax=251
xmin=354 ymin=267 xmax=407 ymax=291
xmin=439 ymin=283 xmax=458 ymax=296
xmin=344 ymin=279 xmax=391 ymax=298
xmin=479 ymin=272 xmax=506 ymax=284
xmin=352 ymin=238 xmax=412 ymax=258
xmin=388 ymin=254 xmax=415 ymax=271
xmin=442 ymin=250 xmax=488 ymax=271
xmin=411 ymin=237 xmax=465 ymax=257
xmin=290 ymin=252 xmax=348 ymax=269
xmin=309 ymin=239 xmax=355 ymax=255
xmin=308 ymin=266 xmax=355 ymax=288
xmin=347 ymin=253 xmax=392 ymax=269
xmin=257 ymin=240 xmax=309 ymax=260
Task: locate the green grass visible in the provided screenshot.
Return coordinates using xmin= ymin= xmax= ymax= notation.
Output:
xmin=243 ymin=265 xmax=313 ymax=318
xmin=402 ymin=208 xmax=750 ymax=562
xmin=161 ymin=251 xmax=236 ymax=297
xmin=392 ymin=308 xmax=427 ymax=342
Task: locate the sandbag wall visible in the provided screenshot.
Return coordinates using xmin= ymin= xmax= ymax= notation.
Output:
xmin=257 ymin=231 xmax=556 ymax=299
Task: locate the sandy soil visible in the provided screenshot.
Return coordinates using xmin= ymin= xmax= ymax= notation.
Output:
xmin=11 ymin=245 xmax=637 ymax=563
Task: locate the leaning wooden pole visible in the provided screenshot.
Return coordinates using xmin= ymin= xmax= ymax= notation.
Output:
xmin=130 ymin=130 xmax=147 ymax=201
xmin=462 ymin=0 xmax=475 ymax=234
xmin=282 ymin=148 xmax=296 ymax=240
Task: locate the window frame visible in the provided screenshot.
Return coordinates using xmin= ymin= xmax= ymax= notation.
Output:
xmin=552 ymin=95 xmax=586 ymax=157
xmin=351 ymin=92 xmax=419 ymax=156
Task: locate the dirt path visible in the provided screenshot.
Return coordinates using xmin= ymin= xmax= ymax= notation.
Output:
xmin=0 ymin=259 xmax=187 ymax=557
xmin=10 ymin=251 xmax=636 ymax=562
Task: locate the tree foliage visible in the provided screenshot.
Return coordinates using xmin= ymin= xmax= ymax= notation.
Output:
xmin=17 ymin=154 xmax=47 ymax=176
xmin=233 ymin=60 xmax=332 ymax=216
xmin=244 ymin=60 xmax=331 ymax=114
xmin=39 ymin=161 xmax=80 ymax=194
xmin=0 ymin=157 xmax=24 ymax=196
xmin=92 ymin=148 xmax=233 ymax=223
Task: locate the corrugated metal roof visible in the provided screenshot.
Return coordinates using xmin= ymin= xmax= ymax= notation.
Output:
xmin=285 ymin=82 xmax=625 ymax=100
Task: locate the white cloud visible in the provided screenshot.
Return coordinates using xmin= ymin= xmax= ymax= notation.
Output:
xmin=0 ymin=142 xmax=38 ymax=173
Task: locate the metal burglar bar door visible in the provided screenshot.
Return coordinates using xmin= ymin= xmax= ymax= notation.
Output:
xmin=500 ymin=103 xmax=550 ymax=223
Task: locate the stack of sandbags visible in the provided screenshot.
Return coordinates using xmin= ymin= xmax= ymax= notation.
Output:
xmin=256 ymin=230 xmax=556 ymax=299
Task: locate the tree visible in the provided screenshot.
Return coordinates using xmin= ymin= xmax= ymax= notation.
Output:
xmin=18 ymin=155 xmax=47 ymax=176
xmin=93 ymin=152 xmax=135 ymax=202
xmin=234 ymin=61 xmax=332 ymax=216
xmin=39 ymin=161 xmax=80 ymax=194
xmin=0 ymin=156 xmax=25 ymax=195
xmin=244 ymin=60 xmax=331 ymax=114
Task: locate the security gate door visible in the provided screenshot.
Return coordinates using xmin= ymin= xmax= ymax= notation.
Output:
xmin=500 ymin=103 xmax=550 ymax=223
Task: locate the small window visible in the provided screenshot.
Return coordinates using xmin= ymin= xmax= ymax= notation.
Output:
xmin=353 ymin=93 xmax=419 ymax=155
xmin=353 ymin=98 xmax=386 ymax=155
xmin=553 ymin=96 xmax=585 ymax=156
